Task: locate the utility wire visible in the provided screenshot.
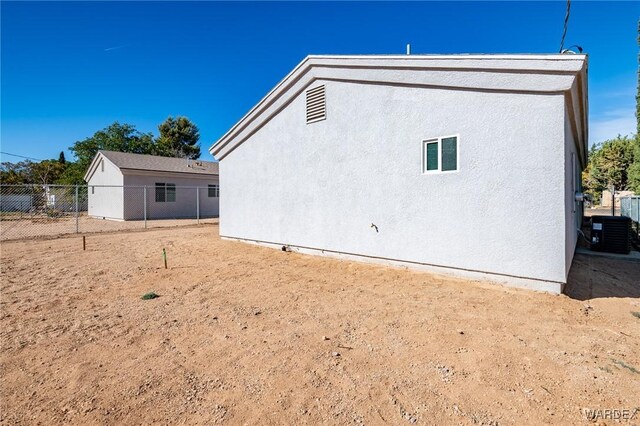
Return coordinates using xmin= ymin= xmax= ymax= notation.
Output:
xmin=559 ymin=0 xmax=571 ymax=53
xmin=0 ymin=151 xmax=45 ymax=162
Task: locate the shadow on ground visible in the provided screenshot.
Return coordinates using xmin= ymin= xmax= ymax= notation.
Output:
xmin=564 ymin=252 xmax=640 ymax=300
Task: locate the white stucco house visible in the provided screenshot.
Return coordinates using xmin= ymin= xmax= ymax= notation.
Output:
xmin=84 ymin=151 xmax=219 ymax=220
xmin=210 ymin=54 xmax=588 ymax=293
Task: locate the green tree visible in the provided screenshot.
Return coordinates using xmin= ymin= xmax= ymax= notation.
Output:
xmin=630 ymin=137 xmax=640 ymax=193
xmin=583 ymin=135 xmax=636 ymax=202
xmin=29 ymin=160 xmax=66 ymax=184
xmin=0 ymin=161 xmax=30 ymax=185
xmin=155 ymin=116 xmax=201 ymax=159
xmin=630 ymin=20 xmax=640 ymax=193
xmin=0 ymin=159 xmax=66 ymax=185
xmin=58 ymin=151 xmax=66 ymax=165
xmin=69 ymin=122 xmax=155 ymax=173
xmin=55 ymin=162 xmax=86 ymax=185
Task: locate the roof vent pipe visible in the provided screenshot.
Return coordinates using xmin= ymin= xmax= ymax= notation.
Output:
xmin=406 ymin=44 xmax=411 ymax=55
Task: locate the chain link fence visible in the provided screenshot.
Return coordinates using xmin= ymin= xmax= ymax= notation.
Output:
xmin=620 ymin=196 xmax=640 ymax=238
xmin=0 ymin=184 xmax=219 ymax=241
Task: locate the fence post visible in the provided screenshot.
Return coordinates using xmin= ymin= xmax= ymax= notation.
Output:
xmin=75 ymin=185 xmax=79 ymax=233
xmin=196 ymin=187 xmax=200 ymax=225
xmin=143 ymin=186 xmax=147 ymax=229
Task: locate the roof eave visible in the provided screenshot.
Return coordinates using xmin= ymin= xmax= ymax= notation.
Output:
xmin=119 ymin=168 xmax=219 ymax=176
xmin=209 ymin=54 xmax=589 ymax=160
xmin=83 ymin=151 xmax=104 ymax=182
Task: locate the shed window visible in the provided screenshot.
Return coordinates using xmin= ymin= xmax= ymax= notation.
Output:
xmin=208 ymin=184 xmax=219 ymax=198
xmin=423 ymin=135 xmax=458 ymax=173
xmin=167 ymin=184 xmax=176 ymax=202
xmin=155 ymin=183 xmax=176 ymax=202
xmin=101 ymin=160 xmax=104 ymax=172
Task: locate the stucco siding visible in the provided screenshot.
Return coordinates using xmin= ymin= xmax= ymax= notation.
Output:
xmin=220 ymin=80 xmax=568 ymax=287
xmin=564 ymin=105 xmax=581 ymax=279
xmin=87 ymin=157 xmax=125 ymax=220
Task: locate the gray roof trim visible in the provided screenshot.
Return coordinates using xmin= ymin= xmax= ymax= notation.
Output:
xmin=83 ymin=152 xmax=118 ymax=182
xmin=84 ymin=151 xmax=218 ymax=182
xmin=209 ymin=54 xmax=588 ymax=161
xmin=119 ymin=168 xmax=219 ymax=177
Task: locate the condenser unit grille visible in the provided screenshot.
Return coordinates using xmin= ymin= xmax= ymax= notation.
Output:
xmin=306 ymin=85 xmax=326 ymax=124
xmin=590 ymin=216 xmax=632 ymax=254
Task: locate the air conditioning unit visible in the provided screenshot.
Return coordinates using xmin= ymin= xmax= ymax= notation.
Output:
xmin=590 ymin=216 xmax=632 ymax=254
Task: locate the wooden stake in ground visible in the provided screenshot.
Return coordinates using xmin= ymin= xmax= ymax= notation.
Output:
xmin=163 ymin=248 xmax=167 ymax=269
xmin=83 ymin=236 xmax=86 ymax=251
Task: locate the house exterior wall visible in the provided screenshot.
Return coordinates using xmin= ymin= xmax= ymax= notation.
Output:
xmin=220 ymin=79 xmax=569 ymax=292
xmin=87 ymin=157 xmax=125 ymax=220
xmin=123 ymin=172 xmax=219 ymax=220
xmin=564 ymin=108 xmax=581 ymax=279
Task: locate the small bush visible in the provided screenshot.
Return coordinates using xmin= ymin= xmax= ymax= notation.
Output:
xmin=45 ymin=208 xmax=62 ymax=218
xmin=632 ymin=311 xmax=640 ymax=319
xmin=141 ymin=292 xmax=159 ymax=300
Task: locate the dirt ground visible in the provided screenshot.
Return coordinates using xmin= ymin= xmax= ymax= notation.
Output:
xmin=0 ymin=215 xmax=217 ymax=241
xmin=584 ymin=207 xmax=621 ymax=217
xmin=1 ymin=225 xmax=639 ymax=425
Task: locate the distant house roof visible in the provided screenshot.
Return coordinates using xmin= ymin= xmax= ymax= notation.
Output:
xmin=84 ymin=151 xmax=219 ymax=182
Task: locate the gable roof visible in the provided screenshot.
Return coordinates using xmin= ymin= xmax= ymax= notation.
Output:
xmin=209 ymin=54 xmax=588 ymax=163
xmin=84 ymin=151 xmax=218 ymax=182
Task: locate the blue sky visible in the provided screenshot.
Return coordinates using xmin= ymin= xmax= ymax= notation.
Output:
xmin=1 ymin=1 xmax=638 ymax=163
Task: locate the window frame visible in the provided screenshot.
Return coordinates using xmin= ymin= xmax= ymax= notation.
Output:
xmin=421 ymin=134 xmax=460 ymax=174
xmin=166 ymin=183 xmax=176 ymax=202
xmin=155 ymin=182 xmax=176 ymax=203
xmin=208 ymin=184 xmax=219 ymax=198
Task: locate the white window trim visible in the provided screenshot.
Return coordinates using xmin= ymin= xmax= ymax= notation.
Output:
xmin=208 ymin=184 xmax=220 ymax=198
xmin=421 ymin=134 xmax=460 ymax=175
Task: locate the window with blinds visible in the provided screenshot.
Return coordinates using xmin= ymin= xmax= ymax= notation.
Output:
xmin=306 ymin=85 xmax=326 ymax=124
xmin=208 ymin=184 xmax=219 ymax=198
xmin=155 ymin=183 xmax=176 ymax=202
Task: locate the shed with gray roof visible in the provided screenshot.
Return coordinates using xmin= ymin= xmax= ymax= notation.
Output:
xmin=84 ymin=150 xmax=219 ymax=221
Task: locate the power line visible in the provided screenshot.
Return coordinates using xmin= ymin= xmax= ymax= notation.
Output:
xmin=0 ymin=152 xmax=45 ymax=162
xmin=559 ymin=0 xmax=571 ymax=53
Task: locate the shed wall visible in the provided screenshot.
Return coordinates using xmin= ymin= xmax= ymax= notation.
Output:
xmin=123 ymin=173 xmax=219 ymax=220
xmin=87 ymin=157 xmax=124 ymax=220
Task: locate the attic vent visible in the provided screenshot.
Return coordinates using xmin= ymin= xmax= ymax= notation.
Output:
xmin=306 ymin=85 xmax=326 ymax=124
